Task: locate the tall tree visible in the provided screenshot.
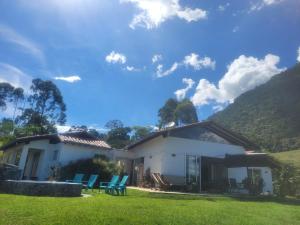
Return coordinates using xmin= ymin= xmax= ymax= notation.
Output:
xmin=0 ymin=82 xmax=16 ymax=110
xmin=17 ymin=79 xmax=66 ymax=134
xmin=175 ymin=99 xmax=198 ymax=125
xmin=158 ymin=98 xmax=178 ymax=128
xmin=105 ymin=120 xmax=131 ymax=149
xmin=158 ymin=98 xmax=198 ymax=128
xmin=131 ymin=126 xmax=153 ymax=142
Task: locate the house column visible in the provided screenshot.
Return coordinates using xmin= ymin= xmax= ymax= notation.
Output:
xmin=18 ymin=146 xmax=29 ymax=179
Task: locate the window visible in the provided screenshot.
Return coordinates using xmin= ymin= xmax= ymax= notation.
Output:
xmin=14 ymin=150 xmax=21 ymax=166
xmin=53 ymin=150 xmax=59 ymax=161
xmin=186 ymin=155 xmax=199 ymax=185
xmin=247 ymin=168 xmax=262 ymax=183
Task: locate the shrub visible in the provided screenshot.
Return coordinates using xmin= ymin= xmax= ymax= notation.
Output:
xmin=273 ymin=164 xmax=300 ymax=197
xmin=60 ymin=155 xmax=123 ymax=183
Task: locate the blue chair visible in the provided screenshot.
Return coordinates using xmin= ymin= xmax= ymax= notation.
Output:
xmin=83 ymin=174 xmax=98 ymax=190
xmin=99 ymin=175 xmax=119 ymax=193
xmin=115 ymin=175 xmax=129 ymax=195
xmin=66 ymin=173 xmax=84 ymax=183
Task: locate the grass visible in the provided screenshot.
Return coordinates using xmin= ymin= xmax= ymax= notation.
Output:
xmin=271 ymin=149 xmax=300 ymax=170
xmin=0 ymin=189 xmax=299 ymax=225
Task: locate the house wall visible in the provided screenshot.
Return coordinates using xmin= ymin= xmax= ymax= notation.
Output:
xmin=58 ymin=143 xmax=112 ymax=166
xmin=129 ymin=136 xmax=273 ymax=193
xmin=130 ymin=136 xmax=167 ymax=174
xmin=4 ymin=140 xmax=114 ymax=180
xmin=161 ymin=136 xmax=246 ymax=179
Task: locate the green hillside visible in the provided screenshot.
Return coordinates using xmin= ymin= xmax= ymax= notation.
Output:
xmin=271 ymin=149 xmax=300 ymax=171
xmin=210 ymin=63 xmax=300 ymax=152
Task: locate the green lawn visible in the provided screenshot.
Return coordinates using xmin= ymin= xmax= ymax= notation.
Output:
xmin=0 ymin=190 xmax=299 ymax=225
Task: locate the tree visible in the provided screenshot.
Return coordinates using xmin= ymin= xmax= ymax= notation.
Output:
xmin=158 ymin=98 xmax=178 ymax=128
xmin=158 ymin=98 xmax=198 ymax=128
xmin=0 ymin=82 xmax=14 ymax=110
xmin=11 ymin=87 xmax=24 ymax=120
xmin=16 ymin=79 xmax=66 ymax=134
xmin=105 ymin=120 xmax=131 ymax=149
xmin=175 ymin=99 xmax=198 ymax=125
xmin=131 ymin=126 xmax=152 ymax=142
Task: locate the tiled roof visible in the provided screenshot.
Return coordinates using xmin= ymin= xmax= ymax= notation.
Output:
xmin=59 ymin=134 xmax=111 ymax=149
xmin=1 ymin=131 xmax=111 ymax=150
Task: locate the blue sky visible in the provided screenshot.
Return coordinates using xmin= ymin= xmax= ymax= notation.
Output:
xmin=0 ymin=0 xmax=300 ymax=131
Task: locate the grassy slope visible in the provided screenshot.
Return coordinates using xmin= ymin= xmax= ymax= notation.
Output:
xmin=271 ymin=149 xmax=300 ymax=170
xmin=0 ymin=190 xmax=299 ymax=225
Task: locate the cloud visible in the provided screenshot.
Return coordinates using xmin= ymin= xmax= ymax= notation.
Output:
xmin=152 ymin=54 xmax=163 ymax=63
xmin=105 ymin=51 xmax=127 ymax=64
xmin=0 ymin=63 xmax=32 ymax=90
xmin=174 ymin=78 xmax=195 ymax=100
xmin=121 ymin=0 xmax=207 ymax=29
xmin=250 ymin=0 xmax=282 ymax=11
xmin=56 ymin=125 xmax=72 ymax=133
xmin=191 ymin=54 xmax=285 ymax=106
xmin=54 ymin=75 xmax=81 ymax=83
xmin=232 ymin=26 xmax=239 ymax=33
xmin=297 ymin=46 xmax=300 ymax=62
xmin=212 ymin=104 xmax=225 ymax=112
xmin=183 ymin=53 xmax=215 ymax=70
xmin=125 ymin=66 xmax=140 ymax=72
xmin=218 ymin=3 xmax=230 ymax=11
xmin=0 ymin=24 xmax=44 ymax=62
xmin=156 ymin=62 xmax=179 ymax=77
xmin=156 ymin=53 xmax=216 ymax=78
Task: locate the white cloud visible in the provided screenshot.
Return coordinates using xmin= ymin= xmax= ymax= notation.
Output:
xmin=0 ymin=24 xmax=44 ymax=62
xmin=0 ymin=63 xmax=32 ymax=90
xmin=54 ymin=75 xmax=81 ymax=83
xmin=183 ymin=53 xmax=216 ymax=70
xmin=191 ymin=54 xmax=285 ymax=106
xmin=156 ymin=52 xmax=216 ymax=78
xmin=152 ymin=54 xmax=163 ymax=63
xmin=125 ymin=66 xmax=140 ymax=72
xmin=156 ymin=62 xmax=179 ymax=77
xmin=232 ymin=26 xmax=239 ymax=33
xmin=250 ymin=0 xmax=282 ymax=11
xmin=174 ymin=78 xmax=195 ymax=100
xmin=105 ymin=51 xmax=127 ymax=64
xmin=56 ymin=125 xmax=72 ymax=133
xmin=121 ymin=0 xmax=207 ymax=29
xmin=212 ymin=104 xmax=225 ymax=112
xmin=218 ymin=3 xmax=230 ymax=11
xmin=297 ymin=46 xmax=300 ymax=62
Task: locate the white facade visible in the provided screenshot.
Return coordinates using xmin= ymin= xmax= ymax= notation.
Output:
xmin=2 ymin=127 xmax=274 ymax=194
xmin=3 ymin=140 xmax=111 ymax=180
xmin=126 ymin=135 xmax=274 ymax=194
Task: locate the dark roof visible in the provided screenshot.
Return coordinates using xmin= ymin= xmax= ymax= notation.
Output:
xmin=201 ymin=153 xmax=278 ymax=168
xmin=1 ymin=131 xmax=111 ymax=151
xmin=126 ymin=121 xmax=259 ymax=150
xmin=224 ymin=153 xmax=279 ymax=168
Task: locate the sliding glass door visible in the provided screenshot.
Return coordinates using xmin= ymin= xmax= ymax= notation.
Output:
xmin=186 ymin=155 xmax=201 ymax=191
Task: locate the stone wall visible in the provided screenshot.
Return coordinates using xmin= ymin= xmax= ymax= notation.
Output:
xmin=0 ymin=180 xmax=82 ymax=197
xmin=0 ymin=163 xmax=22 ymax=180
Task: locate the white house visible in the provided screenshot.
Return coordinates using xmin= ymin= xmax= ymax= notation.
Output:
xmin=1 ymin=132 xmax=112 ymax=180
xmin=114 ymin=121 xmax=275 ymax=194
xmin=1 ymin=122 xmax=275 ymax=194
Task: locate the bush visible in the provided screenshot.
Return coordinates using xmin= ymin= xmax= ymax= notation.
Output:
xmin=273 ymin=164 xmax=300 ymax=197
xmin=60 ymin=155 xmax=123 ymax=183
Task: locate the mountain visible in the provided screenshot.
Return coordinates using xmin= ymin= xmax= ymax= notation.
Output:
xmin=209 ymin=63 xmax=300 ymax=152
